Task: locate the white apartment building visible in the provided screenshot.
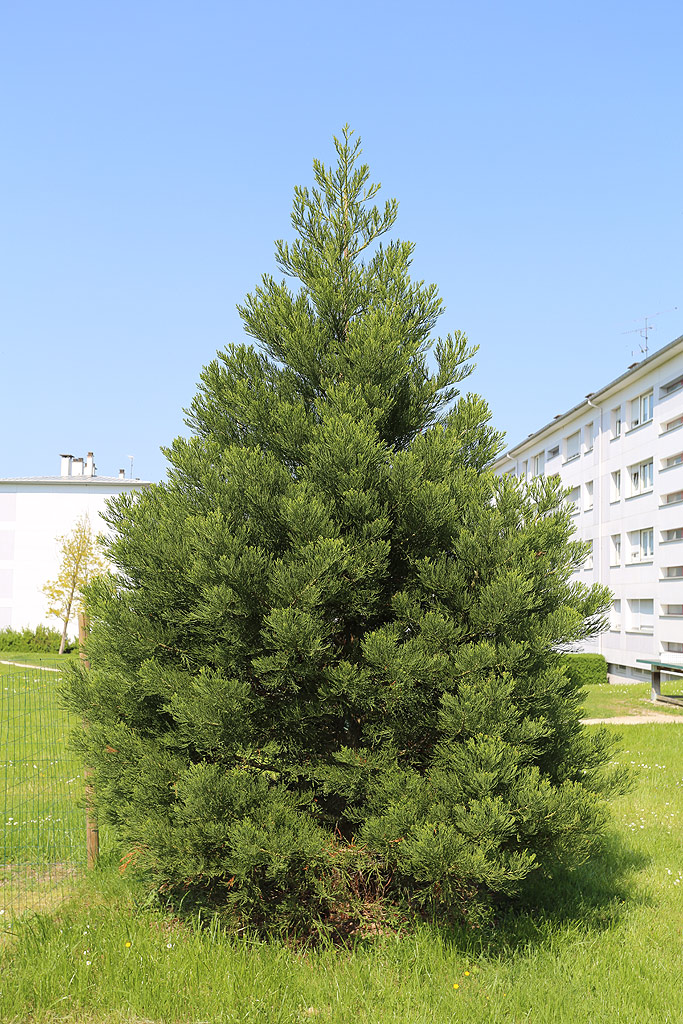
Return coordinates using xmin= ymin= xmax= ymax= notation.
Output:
xmin=494 ymin=333 xmax=683 ymax=685
xmin=0 ymin=452 xmax=152 ymax=632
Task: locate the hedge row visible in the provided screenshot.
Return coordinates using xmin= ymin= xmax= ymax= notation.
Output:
xmin=0 ymin=625 xmax=69 ymax=653
xmin=562 ymin=652 xmax=608 ymax=687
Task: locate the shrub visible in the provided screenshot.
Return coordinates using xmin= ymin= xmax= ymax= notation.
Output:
xmin=562 ymin=653 xmax=608 ymax=687
xmin=0 ymin=625 xmax=68 ymax=653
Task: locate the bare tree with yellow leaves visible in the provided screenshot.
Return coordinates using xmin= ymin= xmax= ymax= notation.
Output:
xmin=43 ymin=513 xmax=108 ymax=654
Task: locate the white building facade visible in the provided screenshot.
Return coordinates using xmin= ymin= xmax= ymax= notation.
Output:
xmin=494 ymin=334 xmax=683 ymax=685
xmin=0 ymin=453 xmax=152 ymax=632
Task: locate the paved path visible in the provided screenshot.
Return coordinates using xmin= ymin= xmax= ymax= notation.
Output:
xmin=0 ymin=659 xmax=60 ymax=672
xmin=581 ymin=714 xmax=683 ymax=724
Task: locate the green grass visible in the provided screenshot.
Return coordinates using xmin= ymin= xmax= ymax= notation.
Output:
xmin=581 ymin=682 xmax=683 ymax=718
xmin=0 ymin=652 xmax=79 ymax=669
xmin=2 ymin=723 xmax=683 ymax=1023
xmin=1 ymin=663 xmax=85 ymax=919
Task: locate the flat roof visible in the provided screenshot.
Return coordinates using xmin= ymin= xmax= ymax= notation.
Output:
xmin=494 ymin=332 xmax=683 ymax=465
xmin=0 ymin=476 xmax=153 ymax=486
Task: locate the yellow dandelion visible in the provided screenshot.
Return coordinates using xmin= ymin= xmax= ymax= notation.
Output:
xmin=464 ymin=971 xmax=470 ymax=976
xmin=453 ymin=983 xmax=459 ymax=990
xmin=125 ymin=940 xmax=132 ymax=948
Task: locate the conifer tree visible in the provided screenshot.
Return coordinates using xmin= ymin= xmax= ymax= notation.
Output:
xmin=64 ymin=128 xmax=625 ymax=933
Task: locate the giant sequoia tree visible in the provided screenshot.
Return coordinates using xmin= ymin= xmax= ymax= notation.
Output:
xmin=65 ymin=129 xmax=624 ymax=932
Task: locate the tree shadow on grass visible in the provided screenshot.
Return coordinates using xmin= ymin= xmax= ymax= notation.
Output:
xmin=39 ymin=832 xmax=649 ymax=958
xmin=430 ymin=830 xmax=651 ymax=959
xmin=131 ymin=829 xmax=651 ymax=955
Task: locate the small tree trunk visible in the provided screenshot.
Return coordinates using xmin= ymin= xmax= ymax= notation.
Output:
xmin=60 ymin=590 xmax=74 ymax=655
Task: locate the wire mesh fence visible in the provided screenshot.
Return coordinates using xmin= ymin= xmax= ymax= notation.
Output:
xmin=0 ymin=660 xmax=86 ymax=924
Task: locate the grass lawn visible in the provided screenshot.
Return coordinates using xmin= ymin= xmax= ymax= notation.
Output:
xmin=1 ymin=719 xmax=683 ymax=1023
xmin=0 ymin=662 xmax=85 ymax=921
xmin=581 ymin=681 xmax=683 ymax=719
xmin=0 ymin=652 xmax=79 ymax=669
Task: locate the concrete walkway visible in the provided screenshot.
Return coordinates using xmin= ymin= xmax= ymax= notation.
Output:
xmin=581 ymin=713 xmax=683 ymax=724
xmin=0 ymin=659 xmax=61 ymax=672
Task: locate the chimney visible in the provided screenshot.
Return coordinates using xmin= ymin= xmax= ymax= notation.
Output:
xmin=118 ymin=469 xmax=125 ymax=480
xmin=72 ymin=457 xmax=84 ymax=476
xmin=85 ymin=452 xmax=95 ymax=477
xmin=60 ymin=454 xmax=73 ymax=477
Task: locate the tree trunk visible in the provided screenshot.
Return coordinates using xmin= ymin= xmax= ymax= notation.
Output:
xmin=59 ymin=590 xmax=75 ymax=655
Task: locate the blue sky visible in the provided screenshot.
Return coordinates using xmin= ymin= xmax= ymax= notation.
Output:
xmin=2 ymin=0 xmax=681 ymax=482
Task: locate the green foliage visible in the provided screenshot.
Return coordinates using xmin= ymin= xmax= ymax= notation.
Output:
xmin=562 ymin=653 xmax=608 ymax=687
xmin=62 ymin=128 xmax=621 ymax=936
xmin=0 ymin=624 xmax=68 ymax=653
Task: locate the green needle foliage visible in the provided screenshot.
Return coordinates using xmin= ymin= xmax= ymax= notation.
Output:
xmin=63 ymin=128 xmax=625 ymax=935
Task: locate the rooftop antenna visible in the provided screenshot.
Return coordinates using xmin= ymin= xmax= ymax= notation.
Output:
xmin=622 ymin=308 xmax=678 ymax=358
xmin=127 ymin=454 xmax=134 ymax=479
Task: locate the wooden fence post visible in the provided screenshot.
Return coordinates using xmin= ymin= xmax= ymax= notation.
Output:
xmin=79 ymin=611 xmax=99 ymax=869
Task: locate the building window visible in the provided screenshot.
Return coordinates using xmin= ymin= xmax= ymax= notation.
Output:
xmin=610 ymin=534 xmax=621 ymax=565
xmin=566 ymin=486 xmax=580 ymax=514
xmin=611 ymin=470 xmax=621 ymax=502
xmin=611 ymin=407 xmax=622 ymax=438
xmin=662 ymin=528 xmax=683 ymax=543
xmin=629 ymin=458 xmax=654 ymax=496
xmin=662 ymin=604 xmax=683 ymax=617
xmin=534 ymin=452 xmax=545 ymax=477
xmin=565 ymin=431 xmax=580 ymax=462
xmin=628 ymin=598 xmax=654 ymax=633
xmin=610 ymin=599 xmax=621 ymax=631
xmin=661 ymin=374 xmax=683 ymax=397
xmin=584 ymin=480 xmax=593 ymax=511
xmin=642 ymin=528 xmax=654 ymax=560
xmin=664 ymin=452 xmax=683 ymax=469
xmin=663 ymin=641 xmax=683 ymax=654
xmin=547 ymin=445 xmax=559 ymax=459
xmin=584 ymin=539 xmax=593 ymax=570
xmin=629 ymin=528 xmax=654 ymax=562
xmin=663 ymin=566 xmax=683 ymax=578
xmin=630 ymin=391 xmax=654 ymax=429
xmin=585 ymin=422 xmax=594 ymax=452
xmin=521 ymin=459 xmax=528 ymax=479
xmin=663 ymin=415 xmax=683 ymax=433
xmin=610 ymin=405 xmax=622 ymax=438
xmin=664 ymin=491 xmax=683 ymax=505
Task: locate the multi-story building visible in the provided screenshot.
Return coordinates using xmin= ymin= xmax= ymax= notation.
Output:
xmin=493 ymin=333 xmax=683 ymax=685
xmin=0 ymin=452 xmax=152 ymax=632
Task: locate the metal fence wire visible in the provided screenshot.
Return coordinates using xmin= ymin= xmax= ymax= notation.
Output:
xmin=0 ymin=661 xmax=85 ymax=923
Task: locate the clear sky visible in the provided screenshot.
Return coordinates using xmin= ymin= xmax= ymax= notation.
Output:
xmin=2 ymin=0 xmax=681 ymax=482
